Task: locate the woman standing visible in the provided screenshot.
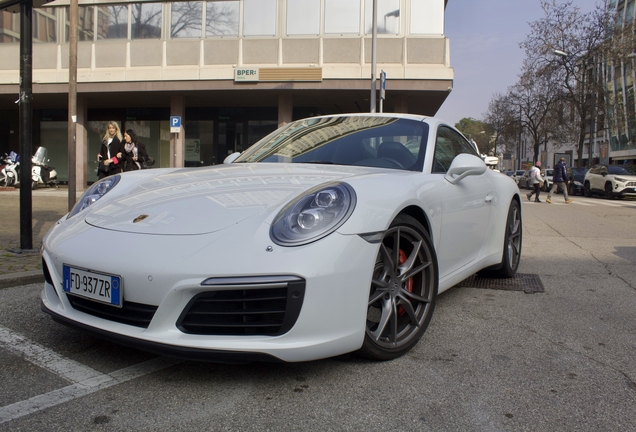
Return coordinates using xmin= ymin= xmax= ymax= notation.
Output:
xmin=97 ymin=121 xmax=123 ymax=179
xmin=122 ymin=129 xmax=149 ymax=172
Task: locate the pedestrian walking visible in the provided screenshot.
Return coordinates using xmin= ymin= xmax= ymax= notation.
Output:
xmin=97 ymin=121 xmax=123 ymax=179
xmin=526 ymin=161 xmax=545 ymax=203
xmin=546 ymin=157 xmax=573 ymax=204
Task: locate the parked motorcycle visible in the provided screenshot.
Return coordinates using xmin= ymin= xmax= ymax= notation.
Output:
xmin=1 ymin=151 xmax=20 ymax=187
xmin=31 ymin=146 xmax=58 ymax=189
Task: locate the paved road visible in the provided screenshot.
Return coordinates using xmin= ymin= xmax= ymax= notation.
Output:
xmin=0 ymin=189 xmax=635 ymax=430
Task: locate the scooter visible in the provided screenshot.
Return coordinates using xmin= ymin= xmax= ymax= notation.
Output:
xmin=31 ymin=146 xmax=58 ymax=189
xmin=1 ymin=151 xmax=20 ymax=187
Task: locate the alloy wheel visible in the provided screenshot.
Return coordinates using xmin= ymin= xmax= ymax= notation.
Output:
xmin=362 ymin=217 xmax=438 ymax=359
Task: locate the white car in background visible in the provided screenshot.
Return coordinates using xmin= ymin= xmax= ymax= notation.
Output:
xmin=41 ymin=114 xmax=522 ymax=363
xmin=541 ymin=169 xmax=553 ymax=192
xmin=584 ymin=164 xmax=636 ymax=199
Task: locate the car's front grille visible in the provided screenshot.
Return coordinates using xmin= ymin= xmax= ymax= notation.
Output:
xmin=625 ymin=181 xmax=636 ymax=187
xmin=66 ymin=295 xmax=157 ymax=328
xmin=177 ymin=276 xmax=306 ymax=336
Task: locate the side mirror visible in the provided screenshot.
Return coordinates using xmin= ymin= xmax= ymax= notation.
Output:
xmin=223 ymin=152 xmax=241 ymax=164
xmin=444 ymin=154 xmax=487 ymax=185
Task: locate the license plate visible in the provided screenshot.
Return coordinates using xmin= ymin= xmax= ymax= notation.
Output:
xmin=63 ymin=265 xmax=122 ymax=307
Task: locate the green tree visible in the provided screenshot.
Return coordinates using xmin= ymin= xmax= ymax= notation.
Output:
xmin=454 ymin=117 xmax=492 ymax=155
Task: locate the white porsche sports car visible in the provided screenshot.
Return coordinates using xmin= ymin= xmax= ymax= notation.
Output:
xmin=41 ymin=114 xmax=522 ymax=363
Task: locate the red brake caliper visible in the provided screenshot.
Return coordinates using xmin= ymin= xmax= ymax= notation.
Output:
xmin=398 ymin=249 xmax=413 ymax=316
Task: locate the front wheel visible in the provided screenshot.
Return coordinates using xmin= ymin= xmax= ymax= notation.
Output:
xmin=358 ymin=214 xmax=438 ymax=361
xmin=584 ymin=181 xmax=592 ymax=197
xmin=604 ymin=183 xmax=614 ymax=200
xmin=479 ymin=199 xmax=522 ymax=278
xmin=31 ymin=180 xmax=38 ymax=190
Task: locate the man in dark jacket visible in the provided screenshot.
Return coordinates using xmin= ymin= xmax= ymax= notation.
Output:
xmin=546 ymin=157 xmax=573 ymax=203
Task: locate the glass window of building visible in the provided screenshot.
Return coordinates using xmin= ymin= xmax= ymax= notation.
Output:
xmin=65 ymin=6 xmax=95 ymax=41
xmin=324 ymin=0 xmax=360 ymax=34
xmin=206 ymin=1 xmax=239 ymax=36
xmin=0 ymin=11 xmax=20 ymax=43
xmin=626 ymin=0 xmax=635 ymax=23
xmin=97 ymin=5 xmax=129 ymax=40
xmin=287 ymin=0 xmax=320 ymax=36
xmin=243 ymin=0 xmax=276 ymax=36
xmin=364 ymin=0 xmax=399 ymax=34
xmin=131 ymin=2 xmax=162 ymax=39
xmin=34 ymin=8 xmax=58 ymax=43
xmin=1 ymin=9 xmax=58 ymax=43
xmin=171 ymin=1 xmax=202 ymax=38
xmin=410 ymin=0 xmax=444 ymax=35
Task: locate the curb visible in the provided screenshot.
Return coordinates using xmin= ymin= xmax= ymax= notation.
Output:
xmin=0 ymin=270 xmax=44 ymax=289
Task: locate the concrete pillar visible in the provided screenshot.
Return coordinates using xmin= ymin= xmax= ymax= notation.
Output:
xmin=76 ymin=96 xmax=87 ymax=191
xmin=278 ymin=94 xmax=293 ymax=128
xmin=394 ymin=95 xmax=408 ymax=114
xmin=170 ymin=95 xmax=185 ymax=168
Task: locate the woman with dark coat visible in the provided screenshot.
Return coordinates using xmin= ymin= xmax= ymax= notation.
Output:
xmin=97 ymin=121 xmax=123 ymax=179
xmin=122 ymin=129 xmax=150 ymax=172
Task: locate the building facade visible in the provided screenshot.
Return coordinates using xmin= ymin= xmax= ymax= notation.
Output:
xmin=0 ymin=0 xmax=453 ymax=186
xmin=604 ymin=0 xmax=636 ymax=165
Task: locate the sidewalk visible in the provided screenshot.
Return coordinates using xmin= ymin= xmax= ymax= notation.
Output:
xmin=0 ymin=186 xmax=72 ymax=288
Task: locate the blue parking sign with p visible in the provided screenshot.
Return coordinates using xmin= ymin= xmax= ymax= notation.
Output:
xmin=170 ymin=116 xmax=181 ymax=133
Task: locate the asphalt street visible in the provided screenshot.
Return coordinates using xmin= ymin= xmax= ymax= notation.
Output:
xmin=0 ymin=187 xmax=635 ymax=431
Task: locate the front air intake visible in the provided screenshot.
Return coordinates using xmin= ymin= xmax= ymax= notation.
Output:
xmin=177 ymin=276 xmax=306 ymax=336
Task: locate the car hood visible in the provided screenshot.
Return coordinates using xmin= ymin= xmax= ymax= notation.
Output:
xmin=84 ymin=163 xmax=381 ymax=235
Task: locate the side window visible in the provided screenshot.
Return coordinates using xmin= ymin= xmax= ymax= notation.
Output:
xmin=432 ymin=126 xmax=479 ymax=173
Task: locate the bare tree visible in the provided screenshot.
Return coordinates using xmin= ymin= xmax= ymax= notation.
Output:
xmin=483 ymin=92 xmax=521 ymax=155
xmin=520 ymin=0 xmax=610 ymax=167
xmin=508 ymin=62 xmax=563 ymax=165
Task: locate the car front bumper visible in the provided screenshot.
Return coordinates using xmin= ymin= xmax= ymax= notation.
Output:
xmin=40 ymin=216 xmax=379 ymax=363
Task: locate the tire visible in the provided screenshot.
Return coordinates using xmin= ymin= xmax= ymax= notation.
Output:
xmin=584 ymin=181 xmax=592 ymax=197
xmin=358 ymin=214 xmax=438 ymax=361
xmin=568 ymin=183 xmax=575 ymax=196
xmin=604 ymin=183 xmax=614 ymax=200
xmin=31 ymin=180 xmax=38 ymax=190
xmin=479 ymin=199 xmax=522 ymax=278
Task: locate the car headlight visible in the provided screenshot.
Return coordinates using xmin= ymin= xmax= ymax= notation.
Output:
xmin=270 ymin=182 xmax=356 ymax=246
xmin=67 ymin=175 xmax=120 ymax=219
xmin=574 ymin=181 xmax=583 ymax=186
xmin=614 ymin=177 xmax=627 ymax=183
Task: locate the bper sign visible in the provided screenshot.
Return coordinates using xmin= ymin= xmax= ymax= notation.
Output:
xmin=234 ymin=67 xmax=259 ymax=82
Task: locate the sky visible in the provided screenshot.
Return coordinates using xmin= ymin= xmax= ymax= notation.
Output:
xmin=435 ymin=0 xmax=600 ymax=127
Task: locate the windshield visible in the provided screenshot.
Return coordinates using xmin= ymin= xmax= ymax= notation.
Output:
xmin=608 ymin=165 xmax=630 ymax=175
xmin=234 ymin=116 xmax=429 ymax=171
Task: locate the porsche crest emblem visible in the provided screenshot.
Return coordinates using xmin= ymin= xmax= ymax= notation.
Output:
xmin=133 ymin=214 xmax=149 ymax=223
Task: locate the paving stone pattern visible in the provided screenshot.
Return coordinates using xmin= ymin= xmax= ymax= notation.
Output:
xmin=0 ymin=187 xmax=70 ymax=276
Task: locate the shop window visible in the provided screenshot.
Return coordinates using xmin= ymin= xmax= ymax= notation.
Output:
xmin=364 ymin=0 xmax=399 ymax=35
xmin=287 ymin=0 xmax=320 ymax=36
xmin=206 ymin=1 xmax=239 ymax=36
xmin=324 ymin=0 xmax=360 ymax=34
xmin=123 ymin=120 xmax=167 ymax=168
xmin=243 ymin=0 xmax=276 ymax=36
xmin=97 ymin=5 xmax=128 ymax=40
xmin=131 ymin=2 xmax=161 ymax=39
xmin=171 ymin=1 xmax=202 ymax=38
xmin=410 ymin=0 xmax=444 ymax=35
xmin=40 ymin=122 xmax=69 ymax=182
